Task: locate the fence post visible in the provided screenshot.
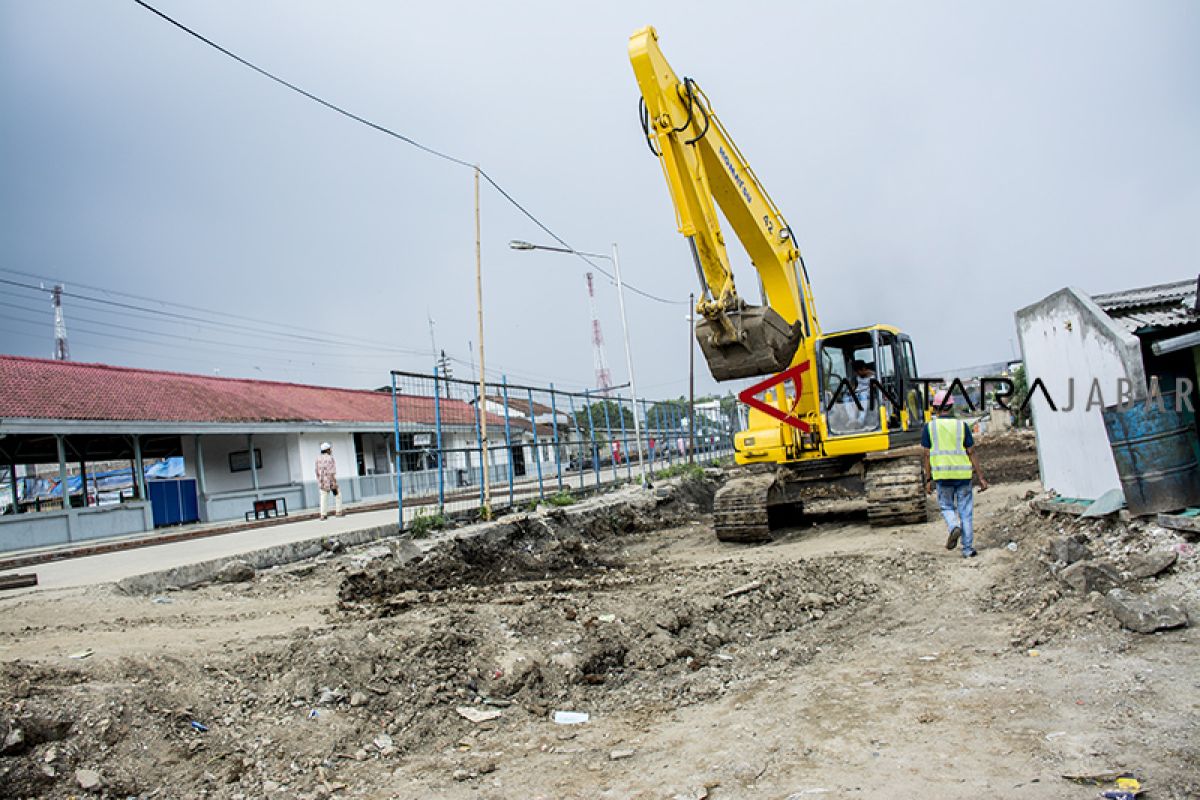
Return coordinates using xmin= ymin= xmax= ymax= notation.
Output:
xmin=390 ymin=372 xmax=404 ymax=530
xmin=616 ymin=395 xmax=632 ymax=480
xmin=526 ymin=386 xmax=545 ymax=501
xmin=584 ymin=389 xmax=600 ymax=488
xmin=549 ymin=384 xmax=564 ymax=493
xmin=640 ymin=399 xmax=652 ymax=470
xmin=501 ymin=376 xmax=515 ymax=508
xmin=472 ymin=385 xmax=485 ymax=508
xmin=433 ymin=368 xmax=445 ymax=514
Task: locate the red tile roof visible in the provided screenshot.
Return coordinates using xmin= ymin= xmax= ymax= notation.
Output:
xmin=0 ymin=356 xmax=493 ymax=427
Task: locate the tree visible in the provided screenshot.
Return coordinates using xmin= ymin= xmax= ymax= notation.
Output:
xmin=572 ymin=399 xmax=635 ymax=438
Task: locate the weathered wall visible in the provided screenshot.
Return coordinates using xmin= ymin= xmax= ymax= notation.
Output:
xmin=1015 ymin=287 xmax=1146 ymax=499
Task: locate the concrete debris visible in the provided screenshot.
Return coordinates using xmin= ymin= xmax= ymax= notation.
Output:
xmin=1080 ymin=488 xmax=1126 ymax=518
xmin=1124 ymin=550 xmax=1178 ymax=580
xmin=610 ymin=748 xmax=636 ymax=760
xmin=214 ymin=559 xmax=256 ymax=584
xmin=1106 ymin=589 xmax=1190 ymax=634
xmin=1058 ymin=559 xmax=1123 ymax=594
xmin=456 ymin=706 xmax=502 ymax=724
xmin=349 ymin=691 xmax=369 ymax=707
xmin=1046 ymin=535 xmax=1091 ymax=566
xmin=74 ymin=768 xmax=102 ymax=791
xmin=2 ymin=726 xmax=25 ymax=755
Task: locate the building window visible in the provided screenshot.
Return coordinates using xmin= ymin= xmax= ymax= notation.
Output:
xmin=398 ymin=433 xmax=438 ymax=471
xmin=229 ymin=449 xmax=262 ymax=473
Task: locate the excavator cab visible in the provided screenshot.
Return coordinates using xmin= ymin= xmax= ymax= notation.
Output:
xmin=695 ymin=302 xmax=804 ymax=381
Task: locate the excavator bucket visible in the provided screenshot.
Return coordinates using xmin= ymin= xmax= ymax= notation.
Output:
xmin=695 ymin=304 xmax=804 ymax=381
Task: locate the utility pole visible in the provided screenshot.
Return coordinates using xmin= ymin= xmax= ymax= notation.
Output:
xmin=610 ymin=243 xmax=648 ymax=486
xmin=474 ymin=167 xmax=491 ymax=517
xmin=688 ymin=291 xmax=695 ymax=464
xmin=52 ymin=284 xmax=69 ymax=361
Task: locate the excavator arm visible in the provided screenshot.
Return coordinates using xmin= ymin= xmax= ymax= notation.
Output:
xmin=629 ymin=25 xmax=820 ymax=380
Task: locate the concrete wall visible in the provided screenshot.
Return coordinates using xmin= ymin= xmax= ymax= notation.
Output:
xmin=0 ymin=501 xmax=153 ymax=553
xmin=1015 ymin=287 xmax=1147 ymax=499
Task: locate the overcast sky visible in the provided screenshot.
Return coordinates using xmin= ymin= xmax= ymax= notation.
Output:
xmin=1 ymin=1 xmax=1197 ymax=400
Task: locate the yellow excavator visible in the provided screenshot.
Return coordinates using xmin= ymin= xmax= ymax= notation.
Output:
xmin=629 ymin=26 xmax=930 ymax=541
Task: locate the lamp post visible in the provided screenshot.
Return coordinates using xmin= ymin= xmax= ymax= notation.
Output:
xmin=510 ymin=240 xmax=649 ymax=487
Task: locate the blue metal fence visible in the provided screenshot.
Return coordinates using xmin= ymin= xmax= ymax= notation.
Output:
xmin=386 ymin=370 xmax=741 ymax=529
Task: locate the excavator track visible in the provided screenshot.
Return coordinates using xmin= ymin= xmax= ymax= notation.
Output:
xmin=712 ymin=473 xmax=778 ymax=543
xmin=864 ymin=456 xmax=928 ymax=527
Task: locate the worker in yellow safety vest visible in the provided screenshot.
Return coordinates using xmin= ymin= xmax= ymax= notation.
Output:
xmin=922 ymin=389 xmax=989 ymax=558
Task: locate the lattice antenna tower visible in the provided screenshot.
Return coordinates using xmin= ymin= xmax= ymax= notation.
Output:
xmin=52 ymin=284 xmax=69 ymax=361
xmin=586 ymin=272 xmax=613 ymax=395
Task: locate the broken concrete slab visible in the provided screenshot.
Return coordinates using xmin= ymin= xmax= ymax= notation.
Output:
xmin=1124 ymin=550 xmax=1178 ymax=580
xmin=1058 ymin=559 xmax=1123 ymax=594
xmin=1106 ymin=589 xmax=1190 ymax=634
xmin=1080 ymin=488 xmax=1125 ymax=518
xmin=214 ymin=560 xmax=255 ymax=583
xmin=1046 ymin=536 xmax=1091 ymax=566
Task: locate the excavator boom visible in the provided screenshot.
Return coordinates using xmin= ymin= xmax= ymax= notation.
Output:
xmin=629 ymin=25 xmax=818 ymax=380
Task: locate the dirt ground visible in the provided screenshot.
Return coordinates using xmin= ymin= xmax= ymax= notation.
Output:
xmin=1 ymin=430 xmax=1197 ymax=799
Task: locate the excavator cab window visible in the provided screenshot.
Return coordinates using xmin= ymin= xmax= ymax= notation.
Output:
xmin=817 ymin=332 xmax=883 ymax=436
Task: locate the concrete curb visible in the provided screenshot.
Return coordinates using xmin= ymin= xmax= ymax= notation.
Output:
xmin=114 ymin=522 xmax=400 ymax=595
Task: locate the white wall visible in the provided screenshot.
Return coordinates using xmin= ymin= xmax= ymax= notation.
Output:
xmin=291 ymin=433 xmax=357 ymax=484
xmin=187 ymin=434 xmax=294 ymax=493
xmin=1015 ymin=287 xmax=1146 ymax=499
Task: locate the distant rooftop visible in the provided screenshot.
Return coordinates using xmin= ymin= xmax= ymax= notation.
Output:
xmin=0 ymin=356 xmax=491 ymax=428
xmin=1091 ymin=277 xmax=1199 ymax=333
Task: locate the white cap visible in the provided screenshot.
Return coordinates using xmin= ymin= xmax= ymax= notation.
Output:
xmin=320 ymin=442 xmax=331 ymax=451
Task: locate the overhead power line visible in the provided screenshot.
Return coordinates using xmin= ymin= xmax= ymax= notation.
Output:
xmin=130 ymin=0 xmax=686 ymax=306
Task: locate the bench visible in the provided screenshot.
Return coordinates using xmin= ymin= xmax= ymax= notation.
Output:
xmin=245 ymin=497 xmax=288 ymax=521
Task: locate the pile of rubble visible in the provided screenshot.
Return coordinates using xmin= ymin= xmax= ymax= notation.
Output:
xmin=982 ymin=493 xmax=1195 ymax=646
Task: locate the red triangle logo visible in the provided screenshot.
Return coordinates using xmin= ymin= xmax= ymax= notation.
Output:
xmin=737 ymin=361 xmax=812 ymax=432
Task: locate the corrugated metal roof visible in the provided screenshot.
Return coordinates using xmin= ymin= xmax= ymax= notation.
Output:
xmin=1091 ymin=277 xmax=1199 ymax=333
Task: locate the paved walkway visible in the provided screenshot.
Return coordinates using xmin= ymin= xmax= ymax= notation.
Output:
xmin=0 ymin=507 xmax=400 ymax=593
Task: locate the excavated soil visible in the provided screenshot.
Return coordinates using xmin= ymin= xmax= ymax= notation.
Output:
xmin=1 ymin=433 xmax=1198 ymax=799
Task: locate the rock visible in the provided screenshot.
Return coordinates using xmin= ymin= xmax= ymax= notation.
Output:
xmin=1125 ymin=550 xmax=1177 ymax=580
xmin=1058 ymin=559 xmax=1122 ymax=594
xmin=215 ymin=560 xmax=255 ymax=583
xmin=610 ymin=748 xmax=636 ymax=760
xmin=75 ymin=768 xmax=102 ymax=791
xmin=1046 ymin=536 xmax=1091 ymax=565
xmin=2 ymin=727 xmax=25 ymax=755
xmin=349 ymin=691 xmax=368 ymax=707
xmin=14 ymin=679 xmax=30 ymax=699
xmin=1106 ymin=589 xmax=1190 ymax=634
xmin=452 ymin=768 xmax=472 ymax=782
xmin=388 ymin=538 xmax=424 ymax=563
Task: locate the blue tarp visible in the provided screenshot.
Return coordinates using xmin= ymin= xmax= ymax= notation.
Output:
xmin=13 ymin=457 xmax=185 ymax=500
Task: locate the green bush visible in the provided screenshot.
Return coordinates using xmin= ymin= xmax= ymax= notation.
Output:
xmin=653 ymin=462 xmax=705 ymax=481
xmin=546 ymin=490 xmax=576 ymax=507
xmin=409 ymin=509 xmax=448 ymax=539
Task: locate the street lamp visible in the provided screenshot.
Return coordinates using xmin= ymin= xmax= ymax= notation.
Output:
xmin=509 ymin=239 xmax=649 ymax=487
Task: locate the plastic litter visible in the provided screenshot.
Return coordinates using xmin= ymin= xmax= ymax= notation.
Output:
xmin=68 ymin=649 xmax=94 ymax=660
xmin=1006 ymin=542 xmax=1019 ymax=551
xmin=552 ymin=711 xmax=590 ymax=725
xmin=190 ymin=721 xmax=208 ymax=733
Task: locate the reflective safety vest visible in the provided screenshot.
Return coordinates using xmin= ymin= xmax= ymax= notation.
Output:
xmin=928 ymin=417 xmax=972 ymax=481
